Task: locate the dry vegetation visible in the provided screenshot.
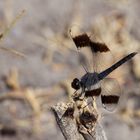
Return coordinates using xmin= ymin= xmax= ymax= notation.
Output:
xmin=0 ymin=0 xmax=140 ymax=140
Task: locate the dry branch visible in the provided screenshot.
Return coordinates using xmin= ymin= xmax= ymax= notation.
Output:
xmin=52 ymin=102 xmax=108 ymax=140
xmin=52 ymin=102 xmax=84 ymax=140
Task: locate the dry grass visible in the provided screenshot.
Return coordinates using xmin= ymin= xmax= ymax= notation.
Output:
xmin=0 ymin=0 xmax=139 ymax=140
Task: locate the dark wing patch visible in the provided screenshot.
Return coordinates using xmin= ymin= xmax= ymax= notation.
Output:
xmin=70 ymin=28 xmax=110 ymax=53
xmin=89 ymin=41 xmax=110 ymax=53
xmin=101 ymin=78 xmax=121 ymax=112
xmin=85 ymin=87 xmax=101 ymax=97
xmin=101 ymin=95 xmax=119 ymax=104
xmin=72 ymin=33 xmax=90 ymax=48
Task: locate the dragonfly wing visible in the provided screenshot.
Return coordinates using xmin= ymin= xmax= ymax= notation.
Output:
xmin=69 ymin=25 xmax=115 ymax=73
xmin=100 ymin=78 xmax=121 ymax=112
xmin=89 ymin=34 xmax=115 ymax=73
xmin=91 ymin=50 xmax=115 ymax=73
xmin=69 ymin=25 xmax=93 ymax=72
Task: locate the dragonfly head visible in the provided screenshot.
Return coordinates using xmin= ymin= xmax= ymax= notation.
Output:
xmin=71 ymin=78 xmax=81 ymax=90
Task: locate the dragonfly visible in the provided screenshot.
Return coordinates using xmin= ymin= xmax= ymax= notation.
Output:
xmin=69 ymin=26 xmax=137 ymax=112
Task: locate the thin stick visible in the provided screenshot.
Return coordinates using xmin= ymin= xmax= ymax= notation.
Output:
xmin=52 ymin=102 xmax=108 ymax=140
xmin=52 ymin=103 xmax=84 ymax=140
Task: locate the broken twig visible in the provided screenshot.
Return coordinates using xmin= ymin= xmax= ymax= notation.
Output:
xmin=52 ymin=102 xmax=107 ymax=140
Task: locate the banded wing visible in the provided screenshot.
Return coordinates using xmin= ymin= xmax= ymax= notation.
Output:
xmin=99 ymin=52 xmax=137 ymax=111
xmin=69 ymin=25 xmax=137 ymax=112
xmin=101 ymin=78 xmax=121 ymax=112
xmin=69 ymin=25 xmax=114 ymax=73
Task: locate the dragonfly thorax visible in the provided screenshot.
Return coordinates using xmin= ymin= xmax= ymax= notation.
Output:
xmin=71 ymin=72 xmax=100 ymax=91
xmin=80 ymin=72 xmax=99 ymax=90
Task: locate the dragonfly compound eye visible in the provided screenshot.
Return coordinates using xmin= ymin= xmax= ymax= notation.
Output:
xmin=71 ymin=78 xmax=81 ymax=90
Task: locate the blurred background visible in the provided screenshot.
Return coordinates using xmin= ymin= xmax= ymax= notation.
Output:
xmin=0 ymin=0 xmax=140 ymax=140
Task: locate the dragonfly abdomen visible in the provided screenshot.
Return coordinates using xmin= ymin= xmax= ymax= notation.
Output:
xmin=99 ymin=52 xmax=137 ymax=80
